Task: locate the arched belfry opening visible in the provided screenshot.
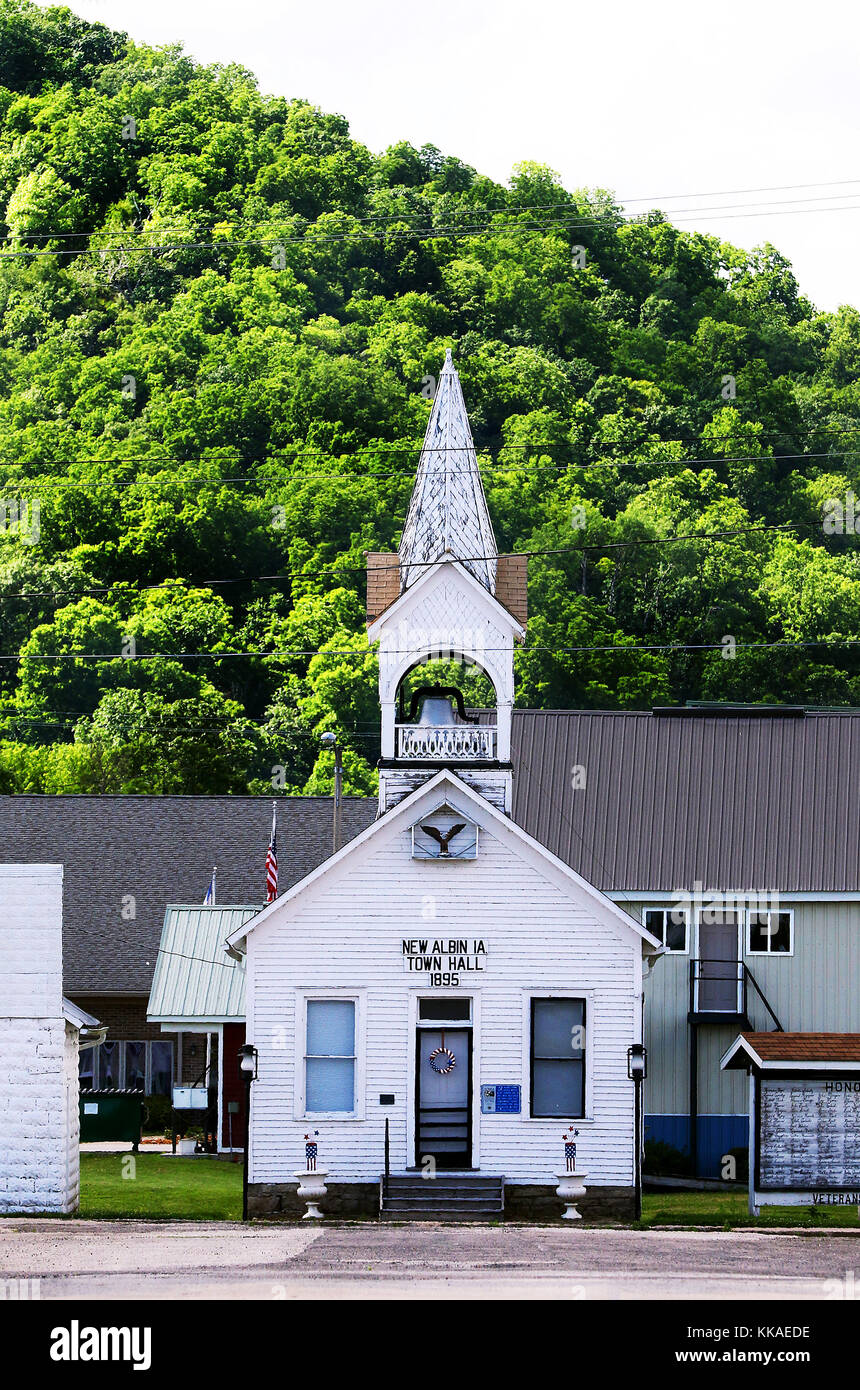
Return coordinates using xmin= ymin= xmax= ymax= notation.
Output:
xmin=366 ymin=352 xmax=527 ymax=813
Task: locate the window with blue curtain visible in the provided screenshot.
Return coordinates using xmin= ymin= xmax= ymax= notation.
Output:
xmin=125 ymin=1041 xmax=146 ymax=1091
xmin=530 ymin=998 xmax=585 ymax=1117
xmin=150 ymin=1040 xmax=173 ymax=1096
xmin=306 ymin=1000 xmax=356 ymax=1112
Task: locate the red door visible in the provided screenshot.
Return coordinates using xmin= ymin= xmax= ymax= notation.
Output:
xmin=221 ymin=1022 xmax=246 ymax=1150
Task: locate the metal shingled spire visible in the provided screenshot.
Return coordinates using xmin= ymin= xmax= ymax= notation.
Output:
xmin=398 ymin=350 xmax=498 ymax=592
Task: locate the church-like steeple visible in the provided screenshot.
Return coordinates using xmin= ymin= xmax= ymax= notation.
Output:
xmin=398 ymin=350 xmax=498 ymax=593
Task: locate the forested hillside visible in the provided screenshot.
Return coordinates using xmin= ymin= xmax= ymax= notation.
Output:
xmin=1 ymin=0 xmax=860 ymax=794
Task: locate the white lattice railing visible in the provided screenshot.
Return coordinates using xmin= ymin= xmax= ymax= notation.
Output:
xmin=396 ymin=724 xmax=496 ymax=760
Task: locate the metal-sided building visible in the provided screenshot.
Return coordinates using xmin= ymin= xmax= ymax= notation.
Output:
xmin=514 ymin=705 xmax=860 ymax=1175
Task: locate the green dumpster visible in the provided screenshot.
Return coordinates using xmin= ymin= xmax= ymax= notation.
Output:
xmin=79 ymin=1089 xmax=143 ymax=1150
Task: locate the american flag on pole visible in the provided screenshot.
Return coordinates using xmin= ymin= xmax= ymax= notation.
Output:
xmin=265 ymin=801 xmax=278 ymax=902
xmin=204 ymin=867 xmax=216 ymax=905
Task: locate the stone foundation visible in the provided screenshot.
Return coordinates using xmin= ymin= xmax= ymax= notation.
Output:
xmin=504 ymin=1183 xmax=636 ymax=1222
xmin=247 ymin=1181 xmax=636 ymax=1221
xmin=248 ymin=1181 xmax=379 ymax=1218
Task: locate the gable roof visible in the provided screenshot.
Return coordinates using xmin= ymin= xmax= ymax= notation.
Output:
xmin=398 ymin=351 xmax=497 ymax=593
xmin=147 ymin=906 xmax=255 ymax=1021
xmin=225 ymin=768 xmax=661 ymax=954
xmin=367 ymin=553 xmax=525 ymax=647
xmin=722 ymin=1032 xmax=860 ymax=1070
xmin=3 ymin=707 xmax=860 ymax=1000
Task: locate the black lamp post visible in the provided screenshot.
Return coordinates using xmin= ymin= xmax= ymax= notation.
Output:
xmin=238 ymin=1043 xmax=258 ymax=1222
xmin=627 ymin=1043 xmax=648 ymax=1220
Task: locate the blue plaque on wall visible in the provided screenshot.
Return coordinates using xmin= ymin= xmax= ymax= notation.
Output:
xmin=481 ymin=1084 xmax=521 ymax=1114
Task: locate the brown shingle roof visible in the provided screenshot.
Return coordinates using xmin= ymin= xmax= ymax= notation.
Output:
xmin=743 ymin=1032 xmax=860 ymax=1061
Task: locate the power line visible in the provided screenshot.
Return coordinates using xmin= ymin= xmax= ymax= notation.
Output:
xmin=7 ymin=194 xmax=860 ymax=262
xmin=6 ymin=446 xmax=860 ymax=492
xmin=0 ymin=518 xmax=839 ymax=604
xmin=5 ymin=636 xmax=860 ymax=662
xmin=14 ymin=176 xmax=860 ymax=241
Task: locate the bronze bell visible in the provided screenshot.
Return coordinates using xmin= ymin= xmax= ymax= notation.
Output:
xmin=417 ymin=694 xmax=457 ymax=726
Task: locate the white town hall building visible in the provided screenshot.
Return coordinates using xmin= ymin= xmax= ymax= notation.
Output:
xmin=227 ymin=353 xmax=660 ymax=1219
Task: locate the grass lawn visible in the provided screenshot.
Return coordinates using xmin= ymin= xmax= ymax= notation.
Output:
xmin=72 ymin=1156 xmax=860 ymax=1226
xmin=79 ymin=1152 xmax=242 ymax=1220
xmin=641 ymin=1190 xmax=860 ymax=1229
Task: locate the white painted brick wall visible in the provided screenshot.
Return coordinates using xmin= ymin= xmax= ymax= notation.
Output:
xmin=0 ymin=864 xmax=79 ymax=1213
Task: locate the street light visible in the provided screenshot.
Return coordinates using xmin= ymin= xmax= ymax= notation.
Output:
xmin=238 ymin=1043 xmax=258 ymax=1221
xmin=320 ymin=731 xmax=343 ymax=854
xmin=627 ymin=1043 xmax=647 ymax=1220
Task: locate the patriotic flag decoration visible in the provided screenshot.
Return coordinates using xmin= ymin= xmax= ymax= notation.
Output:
xmin=204 ymin=867 xmax=216 ymax=906
xmin=563 ymin=1128 xmax=580 ymax=1172
xmin=265 ymin=801 xmax=278 ymax=903
xmin=304 ymin=1133 xmax=319 ymax=1170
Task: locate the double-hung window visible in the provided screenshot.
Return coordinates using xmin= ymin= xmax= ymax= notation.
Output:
xmin=530 ymin=998 xmax=586 ymax=1118
xmin=305 ymin=1000 xmax=356 ymax=1114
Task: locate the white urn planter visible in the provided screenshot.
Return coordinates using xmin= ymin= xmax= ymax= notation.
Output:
xmin=177 ymin=1138 xmax=197 ymax=1156
xmin=555 ymin=1170 xmax=588 ymax=1220
xmin=294 ymin=1167 xmax=328 ymax=1219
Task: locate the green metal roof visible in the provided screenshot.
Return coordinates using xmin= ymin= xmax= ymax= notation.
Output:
xmin=147 ymin=905 xmax=257 ymax=1021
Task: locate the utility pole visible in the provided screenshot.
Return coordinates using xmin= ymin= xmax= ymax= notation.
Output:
xmin=320 ymin=732 xmax=343 ymax=853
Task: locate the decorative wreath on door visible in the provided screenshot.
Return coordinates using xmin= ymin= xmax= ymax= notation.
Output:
xmin=429 ymin=1046 xmax=456 ymax=1074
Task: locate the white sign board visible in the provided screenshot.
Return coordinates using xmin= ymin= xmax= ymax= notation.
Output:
xmin=758 ymin=1078 xmax=860 ymax=1191
xmin=401 ymin=938 xmax=488 ymax=987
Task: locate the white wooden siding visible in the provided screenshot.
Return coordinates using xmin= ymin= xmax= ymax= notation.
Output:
xmin=246 ymin=815 xmax=640 ymax=1188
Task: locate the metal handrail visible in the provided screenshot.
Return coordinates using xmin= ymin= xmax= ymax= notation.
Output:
xmin=743 ymin=961 xmax=784 ymax=1031
xmin=383 ymin=1117 xmax=390 ymax=1198
xmin=688 ymin=958 xmax=783 ymax=1030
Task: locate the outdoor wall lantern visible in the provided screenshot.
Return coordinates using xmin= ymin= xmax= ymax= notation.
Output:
xmin=627 ymin=1043 xmax=648 ymax=1080
xmin=238 ymin=1043 xmax=258 ymax=1080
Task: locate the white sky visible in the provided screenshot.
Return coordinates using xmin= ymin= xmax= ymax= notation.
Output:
xmin=38 ymin=0 xmax=860 ymax=311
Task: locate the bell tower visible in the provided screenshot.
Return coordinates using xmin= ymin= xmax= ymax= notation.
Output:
xmin=366 ymin=351 xmax=527 ymax=814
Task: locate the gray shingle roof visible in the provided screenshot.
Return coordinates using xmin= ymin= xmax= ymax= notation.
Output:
xmin=0 ymin=796 xmax=376 ymax=995
xmin=2 ymin=707 xmax=858 ymax=997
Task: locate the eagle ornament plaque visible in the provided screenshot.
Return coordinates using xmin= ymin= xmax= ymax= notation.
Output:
xmin=411 ymin=803 xmax=479 ymax=860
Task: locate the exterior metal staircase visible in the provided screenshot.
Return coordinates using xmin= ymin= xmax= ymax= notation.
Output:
xmin=380 ymin=1174 xmax=504 ymax=1221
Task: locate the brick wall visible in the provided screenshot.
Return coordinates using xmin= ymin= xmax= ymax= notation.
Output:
xmin=0 ymin=863 xmax=79 ymax=1214
xmin=366 ymin=551 xmax=526 ymax=627
xmin=495 ymin=554 xmax=528 ymax=627
xmin=67 ymin=995 xmax=159 ymax=1042
xmin=0 ymin=1016 xmax=77 ymax=1213
xmin=365 ymin=552 xmax=400 ymax=620
xmin=64 ymin=1022 xmax=80 ymax=1210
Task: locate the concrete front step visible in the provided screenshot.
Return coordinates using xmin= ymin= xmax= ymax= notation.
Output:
xmin=384 ymin=1197 xmax=503 ymax=1208
xmin=380 ymin=1210 xmax=503 ymax=1222
xmin=384 ymin=1183 xmax=502 ymax=1195
xmin=381 ymin=1175 xmax=504 ymax=1220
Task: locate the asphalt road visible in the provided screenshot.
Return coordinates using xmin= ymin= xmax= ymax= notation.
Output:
xmin=2 ymin=1221 xmax=859 ymax=1299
